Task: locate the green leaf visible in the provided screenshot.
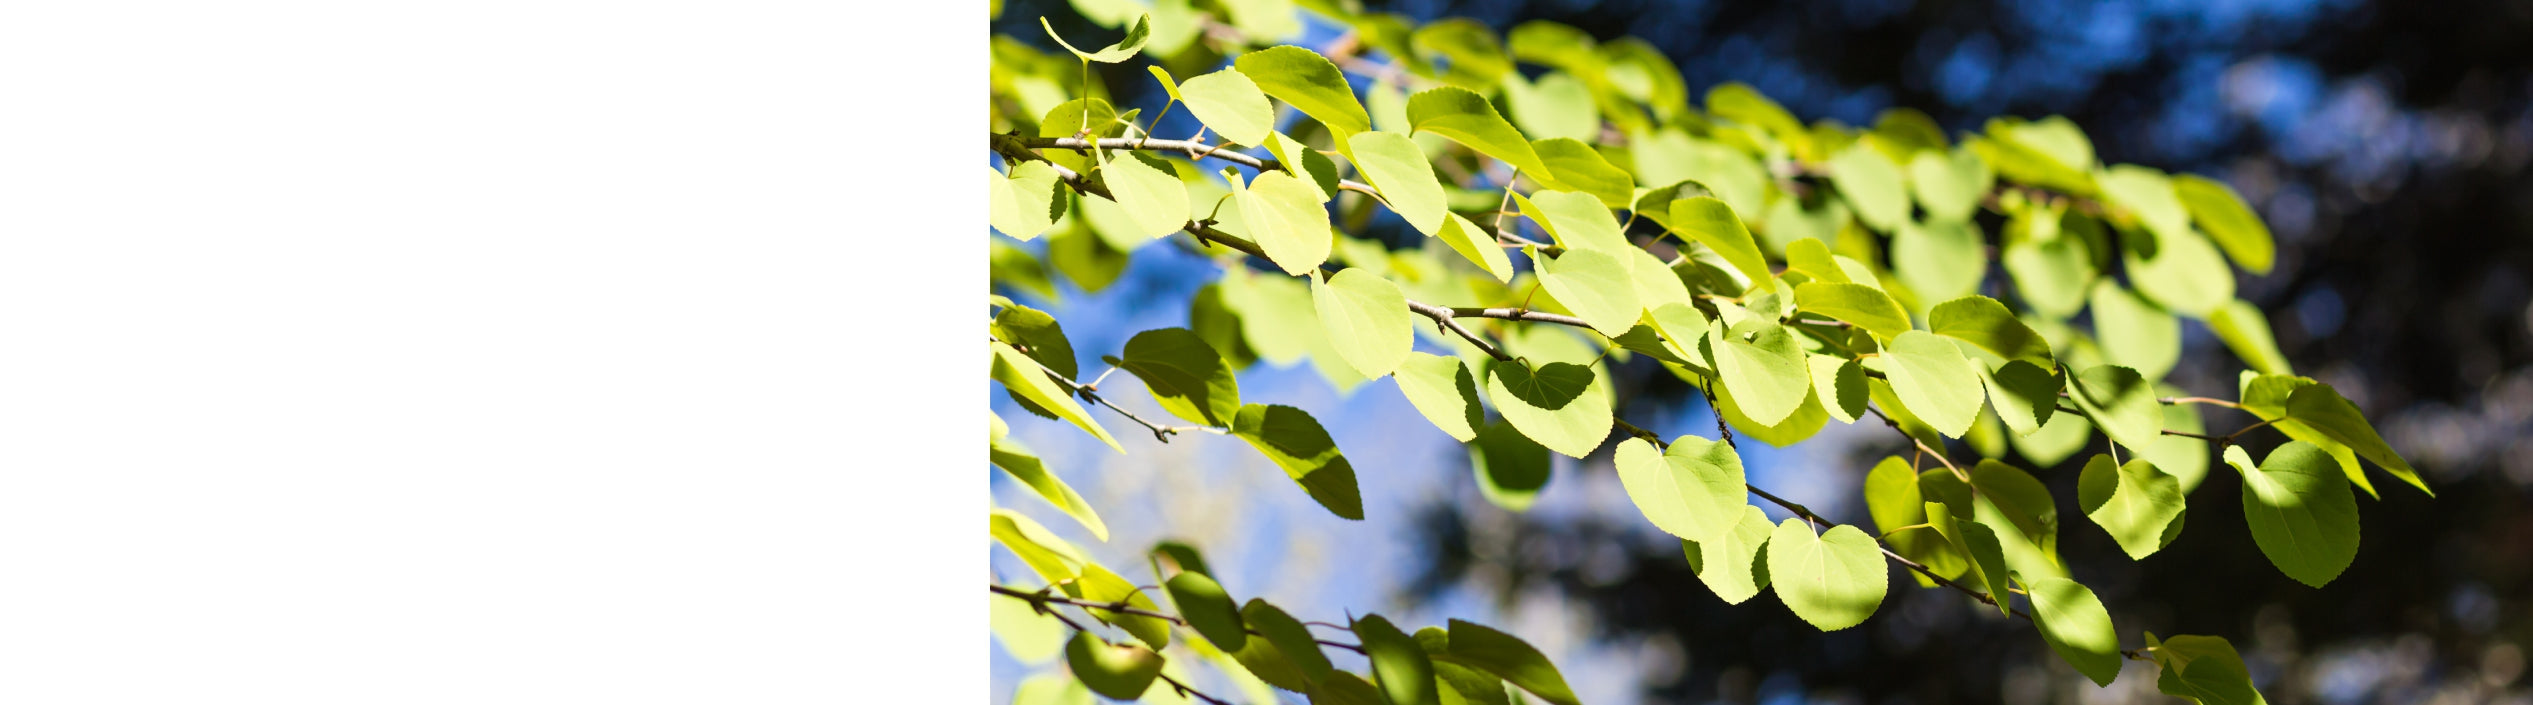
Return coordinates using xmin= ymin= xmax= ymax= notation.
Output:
xmin=992 ymin=436 xmax=1110 ymax=541
xmin=1431 ymin=661 xmax=1511 ymax=705
xmin=1348 ymin=131 xmax=1448 ymax=235
xmin=1522 ymin=189 xmax=1630 ymax=255
xmin=992 ymin=341 xmax=1124 ymax=453
xmin=1067 ymin=632 xmax=1164 ymax=700
xmin=1970 ymin=459 xmax=2066 ymax=579
xmin=1394 ymin=352 xmax=1484 ymax=442
xmin=1217 ymin=266 xmax=1316 ymax=366
xmin=1794 ymin=282 xmax=1913 ymax=342
xmin=1312 ymin=269 xmax=1413 ymax=378
xmin=1684 ymin=505 xmax=1776 ymax=604
xmin=1929 ymin=295 xmax=2054 ymax=367
xmin=1668 ymin=196 xmax=1771 ymax=289
xmin=1486 ymin=360 xmax=1613 ymax=459
xmin=2001 ymin=222 xmax=2095 ymax=318
xmin=2099 ymin=164 xmax=2192 ymax=246
xmin=1041 ymin=13 xmax=1151 ymax=63
xmin=1438 ymin=620 xmax=1581 ymax=705
xmin=2173 ymin=174 xmax=2276 ymax=274
xmin=2006 ymin=116 xmax=2098 ymax=172
xmin=1152 ymin=540 xmax=1213 ymax=577
xmin=2090 ymin=282 xmax=2180 ymax=380
xmin=1923 ymin=500 xmax=2011 ymax=612
xmin=990 ymin=508 xmax=1087 ymax=584
xmin=2285 ymin=383 xmax=2428 ymax=495
xmin=2149 ymin=634 xmax=2269 ymax=705
xmin=1630 ymin=249 xmax=1696 ymax=313
xmin=1712 ymin=372 xmax=1830 ymax=446
xmin=1434 ymin=212 xmax=1514 ymax=282
xmin=1810 ymin=354 xmax=1868 ymax=424
xmin=1883 ymin=330 xmax=1986 ymax=438
xmin=1119 ymin=327 xmax=1242 ymax=427
xmin=1407 ymin=86 xmax=1552 ymax=178
xmin=1234 ymin=46 xmax=1371 ymax=138
xmin=1165 ymin=571 xmax=1247 ymax=651
xmin=1829 ymin=142 xmax=1910 ymax=232
xmin=2023 ymin=576 xmax=2123 ymax=687
xmin=1354 ymin=615 xmax=1438 ymax=705
xmin=1892 ymin=219 xmax=1988 ymax=306
xmin=991 ymin=162 xmax=1069 ymax=240
xmin=2078 ymin=454 xmax=2187 ymax=560
xmin=1231 ymin=598 xmax=1334 ymax=690
xmin=1502 ymin=70 xmax=1599 ymax=142
xmin=1867 ymin=376 xmax=1948 ymax=450
xmin=1783 ymin=237 xmax=1850 ymax=284
xmin=1232 ymin=404 xmax=1364 ymax=520
xmin=1237 ymin=170 xmax=1336 ymax=275
xmin=1706 ymin=82 xmax=1809 ymax=155
xmin=2226 ymin=442 xmax=2359 ymax=587
xmin=2069 ymin=365 xmax=2162 ymax=454
xmin=1307 ymin=671 xmax=1386 ymax=705
xmin=2123 ymin=229 xmax=2234 ymax=317
xmin=1047 ymin=214 xmax=1131 ymax=292
xmin=1710 ymin=319 xmax=1814 ymax=426
xmin=2143 ymin=391 xmax=2214 ymax=493
xmin=1179 ymin=68 xmax=1276 ymax=147
xmin=1864 ymin=456 xmax=1964 ymax=581
xmin=1977 ymin=356 xmax=2062 ymax=436
xmin=1533 ymin=248 xmax=1640 ymax=337
xmin=1613 ymin=435 xmax=1748 ymax=542
xmin=1532 ymin=138 xmax=1634 ymax=208
xmin=1470 ymin=420 xmax=1552 ymax=511
xmin=1765 ymin=519 xmax=1889 ymax=631
xmin=994 ymin=304 xmax=1080 ymax=380
xmin=1264 ymin=131 xmax=1342 ymax=202
xmin=1070 ymin=563 xmax=1172 ymax=648
xmin=1909 ymin=146 xmax=1994 ymax=223
xmin=2210 ymin=299 xmax=2294 ymax=376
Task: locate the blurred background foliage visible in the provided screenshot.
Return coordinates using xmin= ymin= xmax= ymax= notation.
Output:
xmin=990 ymin=0 xmax=2533 ymax=703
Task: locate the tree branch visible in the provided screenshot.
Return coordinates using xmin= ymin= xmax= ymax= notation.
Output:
xmin=1010 ymin=135 xmax=1384 ymax=200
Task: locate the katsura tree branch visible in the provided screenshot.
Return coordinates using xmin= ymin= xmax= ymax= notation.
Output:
xmin=995 ymin=335 xmax=1219 ymax=442
xmin=1011 ymin=135 xmax=1385 ymax=200
xmin=1406 ymin=300 xmax=1512 ymax=361
xmin=992 ymin=583 xmax=1369 ymax=661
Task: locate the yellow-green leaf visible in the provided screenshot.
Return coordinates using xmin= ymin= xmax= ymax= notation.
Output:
xmin=2070 ymin=364 xmax=2162 ymax=454
xmin=1794 ymin=281 xmax=1912 ymax=342
xmin=1883 ymin=330 xmax=1986 ymax=437
xmin=1532 ymin=138 xmax=1634 ymax=208
xmin=992 ymin=341 xmax=1123 ymax=453
xmin=1486 ymin=360 xmax=1613 ymax=459
xmin=1348 ymin=131 xmax=1448 ymax=235
xmin=1614 ymin=435 xmax=1748 ymax=542
xmin=1234 ymin=45 xmax=1370 ymax=138
xmin=2077 ymin=454 xmax=2187 ymax=560
xmin=1407 ymin=85 xmax=1552 ymax=178
xmin=1909 ymin=146 xmax=1993 ymax=224
xmin=1237 ymin=170 xmax=1335 ymax=275
xmin=1179 ymin=68 xmax=1276 ymax=147
xmin=2209 ymin=299 xmax=2292 ymax=375
xmin=1434 ymin=212 xmax=1514 ymax=282
xmin=991 ymin=436 xmax=1109 ymax=541
xmin=1533 ymin=248 xmax=1640 ymax=337
xmin=2024 ymin=576 xmax=2122 ymax=687
xmin=2173 ymin=174 xmax=2276 ymax=274
xmin=1067 ymin=632 xmax=1164 ymax=700
xmin=2090 ymin=281 xmax=2180 ymax=380
xmin=1829 ymin=142 xmax=1910 ymax=232
xmin=1683 ymin=505 xmax=1775 ymax=604
xmin=991 ymin=162 xmax=1069 ymax=240
xmin=1765 ymin=519 xmax=1889 ymax=631
xmin=1312 ymin=269 xmax=1413 ymax=378
xmin=2226 ymin=442 xmax=2359 ymax=587
xmin=1669 ymin=196 xmax=1771 ymax=289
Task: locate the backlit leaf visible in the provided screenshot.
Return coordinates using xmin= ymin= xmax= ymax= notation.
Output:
xmin=2090 ymin=281 xmax=2180 ymax=380
xmin=1614 ymin=435 xmax=1748 ymax=543
xmin=1532 ymin=138 xmax=1635 ymax=208
xmin=1439 ymin=620 xmax=1582 ymax=705
xmin=992 ymin=341 xmax=1123 ymax=453
xmin=1711 ymin=319 xmax=1814 ymax=426
xmin=1434 ymin=211 xmax=1515 ymax=282
xmin=991 ymin=162 xmax=1069 ymax=240
xmin=1312 ymin=269 xmax=1413 ymax=378
xmin=2173 ymin=174 xmax=2276 ymax=274
xmin=1355 ymin=615 xmax=1438 ymax=705
xmin=2285 ymin=383 xmax=2428 ymax=495
xmin=1348 ymin=131 xmax=1448 ymax=235
xmin=1230 ymin=598 xmax=1333 ymax=690
xmin=2209 ymin=299 xmax=2293 ymax=375
xmin=1234 ymin=46 xmax=1371 ymax=138
xmin=1684 ymin=506 xmax=1775 ymax=604
xmin=1929 ymin=295 xmax=2054 ymax=367
xmin=1533 ymin=248 xmax=1640 ymax=337
xmin=1829 ymin=142 xmax=1910 ymax=232
xmin=1487 ymin=361 xmax=1613 ymax=459
xmin=1766 ymin=519 xmax=1889 ymax=631
xmin=1407 ymin=86 xmax=1552 ymax=178
xmin=1892 ymin=219 xmax=1987 ymax=307
xmin=1668 ymin=196 xmax=1772 ymax=289
xmin=1923 ymin=499 xmax=2011 ymax=612
xmin=1042 ymin=14 xmax=1151 ymax=63
xmin=1179 ymin=68 xmax=1276 ymax=146
xmin=1810 ymin=354 xmax=1868 ymax=423
xmin=2227 ymin=442 xmax=2359 ymax=587
xmin=1238 ymin=170 xmax=1336 ymax=275
xmin=1794 ymin=281 xmax=1912 ymax=342
xmin=2099 ymin=164 xmax=2191 ymax=245
xmin=1865 ymin=456 xmax=1965 ymax=581
xmin=2149 ymin=633 xmax=2268 ymax=705
xmin=1502 ymin=70 xmax=1599 ymax=142
xmin=2078 ymin=454 xmax=2187 ymax=560
xmin=1883 ymin=330 xmax=1986 ymax=438
xmin=991 ymin=436 xmax=1109 ymax=540
xmin=2123 ymin=229 xmax=2233 ymax=317
xmin=2024 ymin=576 xmax=2122 ymax=687
xmin=1909 ymin=147 xmax=1993 ymax=223
xmin=2070 ymin=365 xmax=2162 ymax=454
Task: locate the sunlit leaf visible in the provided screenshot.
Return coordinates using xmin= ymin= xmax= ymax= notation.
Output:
xmin=1883 ymin=330 xmax=1986 ymax=438
xmin=1684 ymin=506 xmax=1775 ymax=604
xmin=992 ymin=341 xmax=1123 ymax=453
xmin=1179 ymin=68 xmax=1276 ymax=147
xmin=2148 ymin=633 xmax=2268 ymax=705
xmin=1041 ymin=14 xmax=1151 ymax=63
xmin=1533 ymin=247 xmax=1640 ymax=337
xmin=1407 ymin=86 xmax=1552 ymax=178
xmin=1232 ymin=404 xmax=1364 ymax=520
xmin=1165 ymin=571 xmax=1247 ymax=651
xmin=2173 ymin=174 xmax=2276 ymax=274
xmin=1614 ymin=435 xmax=1747 ymax=543
xmin=1532 ymin=138 xmax=1635 ymax=208
xmin=2069 ymin=364 xmax=2163 ymax=455
xmin=2226 ymin=442 xmax=2359 ymax=587
xmin=2099 ymin=164 xmax=2192 ymax=246
xmin=1348 ymin=131 xmax=1449 ymax=235
xmin=1909 ymin=146 xmax=1993 ymax=224
xmin=1829 ymin=142 xmax=1910 ymax=232
xmin=1669 ymin=196 xmax=1771 ymax=289
xmin=2209 ymin=299 xmax=2293 ymax=375
xmin=992 ymin=436 xmax=1109 ymax=541
xmin=1892 ymin=219 xmax=1987 ymax=307
xmin=2023 ymin=576 xmax=2122 ymax=687
xmin=2285 ymin=383 xmax=2429 ymax=495
xmin=1710 ymin=319 xmax=1813 ymax=426
xmin=1311 ymin=269 xmax=1413 ymax=378
xmin=1437 ymin=620 xmax=1582 ymax=705
xmin=1237 ymin=170 xmax=1335 ymax=275
xmin=2078 ymin=454 xmax=2187 ymax=560
xmin=1487 ymin=360 xmax=1613 ymax=459
xmin=991 ymin=162 xmax=1069 ymax=240
xmin=1794 ymin=282 xmax=1912 ymax=342
xmin=2123 ymin=229 xmax=2233 ymax=317
xmin=1765 ymin=519 xmax=1889 ymax=631
xmin=1119 ymin=327 xmax=1241 ymax=427
xmin=1230 ymin=598 xmax=1333 ymax=690
xmin=2090 ymin=281 xmax=2180 ymax=380
xmin=1502 ymin=70 xmax=1599 ymax=142
xmin=1234 ymin=46 xmax=1370 ymax=138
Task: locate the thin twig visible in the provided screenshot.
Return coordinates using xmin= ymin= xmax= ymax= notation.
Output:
xmin=1406 ymin=300 xmax=1511 ymax=361
xmin=1011 ymin=135 xmax=1382 ymax=200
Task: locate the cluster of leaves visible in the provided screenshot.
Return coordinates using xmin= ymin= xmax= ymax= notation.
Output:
xmin=989 ymin=3 xmax=2426 ymax=703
